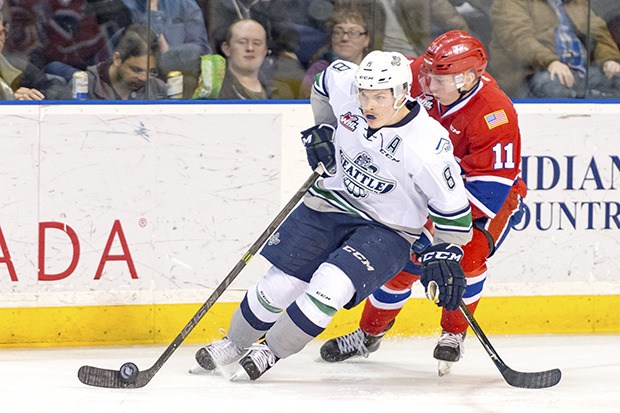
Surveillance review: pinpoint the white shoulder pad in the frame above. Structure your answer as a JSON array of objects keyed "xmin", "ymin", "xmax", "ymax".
[{"xmin": 312, "ymin": 59, "xmax": 358, "ymax": 100}]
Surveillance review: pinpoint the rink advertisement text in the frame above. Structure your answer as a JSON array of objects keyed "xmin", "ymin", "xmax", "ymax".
[
  {"xmin": 517, "ymin": 154, "xmax": 620, "ymax": 231},
  {"xmin": 0, "ymin": 220, "xmax": 137, "ymax": 282}
]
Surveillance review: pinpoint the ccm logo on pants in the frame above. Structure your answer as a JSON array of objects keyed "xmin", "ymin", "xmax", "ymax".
[{"xmin": 342, "ymin": 246, "xmax": 375, "ymax": 271}]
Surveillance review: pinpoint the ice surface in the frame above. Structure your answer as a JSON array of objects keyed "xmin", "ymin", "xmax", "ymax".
[{"xmin": 0, "ymin": 334, "xmax": 617, "ymax": 413}]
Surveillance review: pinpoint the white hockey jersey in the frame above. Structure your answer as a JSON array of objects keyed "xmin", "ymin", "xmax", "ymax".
[{"xmin": 306, "ymin": 59, "xmax": 472, "ymax": 246}]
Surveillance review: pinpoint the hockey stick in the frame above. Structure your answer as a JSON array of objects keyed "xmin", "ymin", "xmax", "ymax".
[
  {"xmin": 78, "ymin": 169, "xmax": 322, "ymax": 388},
  {"xmin": 458, "ymin": 301, "xmax": 561, "ymax": 389},
  {"xmin": 427, "ymin": 282, "xmax": 561, "ymax": 388}
]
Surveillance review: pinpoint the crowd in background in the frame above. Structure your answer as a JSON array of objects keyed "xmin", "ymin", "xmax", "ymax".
[{"xmin": 0, "ymin": 0, "xmax": 618, "ymax": 101}]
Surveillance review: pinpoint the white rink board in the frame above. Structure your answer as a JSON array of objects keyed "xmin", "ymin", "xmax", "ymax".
[
  {"xmin": 492, "ymin": 103, "xmax": 620, "ymax": 296},
  {"xmin": 0, "ymin": 102, "xmax": 618, "ymax": 307}
]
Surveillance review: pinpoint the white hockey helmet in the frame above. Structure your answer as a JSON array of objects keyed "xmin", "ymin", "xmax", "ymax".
[{"xmin": 355, "ymin": 51, "xmax": 412, "ymax": 101}]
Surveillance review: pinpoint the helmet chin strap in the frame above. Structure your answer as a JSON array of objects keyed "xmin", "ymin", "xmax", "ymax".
[
  {"xmin": 391, "ymin": 83, "xmax": 413, "ymax": 110},
  {"xmin": 362, "ymin": 96, "xmax": 406, "ymax": 127},
  {"xmin": 383, "ymin": 107, "xmax": 400, "ymax": 126},
  {"xmin": 361, "ymin": 87, "xmax": 411, "ymax": 126},
  {"xmin": 383, "ymin": 94, "xmax": 410, "ymax": 126}
]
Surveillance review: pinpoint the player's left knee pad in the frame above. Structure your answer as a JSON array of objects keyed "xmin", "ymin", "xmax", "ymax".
[
  {"xmin": 295, "ymin": 262, "xmax": 355, "ymax": 330},
  {"xmin": 246, "ymin": 266, "xmax": 308, "ymax": 324}
]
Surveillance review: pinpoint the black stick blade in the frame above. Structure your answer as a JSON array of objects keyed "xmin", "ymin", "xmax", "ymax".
[
  {"xmin": 78, "ymin": 365, "xmax": 151, "ymax": 389},
  {"xmin": 501, "ymin": 366, "xmax": 562, "ymax": 389}
]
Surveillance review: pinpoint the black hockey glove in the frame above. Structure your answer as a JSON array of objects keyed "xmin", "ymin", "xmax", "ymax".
[
  {"xmin": 301, "ymin": 124, "xmax": 337, "ymax": 176},
  {"xmin": 419, "ymin": 243, "xmax": 466, "ymax": 311}
]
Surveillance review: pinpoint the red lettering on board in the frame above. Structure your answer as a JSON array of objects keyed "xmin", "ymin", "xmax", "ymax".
[
  {"xmin": 38, "ymin": 222, "xmax": 80, "ymax": 281},
  {"xmin": 0, "ymin": 227, "xmax": 18, "ymax": 281},
  {"xmin": 94, "ymin": 220, "xmax": 138, "ymax": 279}
]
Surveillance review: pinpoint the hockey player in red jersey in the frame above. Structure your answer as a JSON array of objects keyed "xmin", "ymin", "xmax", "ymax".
[{"xmin": 320, "ymin": 30, "xmax": 527, "ymax": 376}]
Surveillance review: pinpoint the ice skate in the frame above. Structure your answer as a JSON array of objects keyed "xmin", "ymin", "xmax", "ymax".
[
  {"xmin": 320, "ymin": 321, "xmax": 393, "ymax": 363},
  {"xmin": 231, "ymin": 342, "xmax": 279, "ymax": 381},
  {"xmin": 188, "ymin": 337, "xmax": 244, "ymax": 374},
  {"xmin": 433, "ymin": 330, "xmax": 466, "ymax": 376}
]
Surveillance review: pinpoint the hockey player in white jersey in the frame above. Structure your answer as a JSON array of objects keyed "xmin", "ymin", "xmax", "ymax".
[{"xmin": 190, "ymin": 51, "xmax": 473, "ymax": 381}]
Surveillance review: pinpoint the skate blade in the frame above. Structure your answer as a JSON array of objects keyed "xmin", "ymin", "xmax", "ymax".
[
  {"xmin": 227, "ymin": 365, "xmax": 251, "ymax": 382},
  {"xmin": 188, "ymin": 357, "xmax": 243, "ymax": 377},
  {"xmin": 188, "ymin": 363, "xmax": 212, "ymax": 374},
  {"xmin": 437, "ymin": 360, "xmax": 453, "ymax": 377}
]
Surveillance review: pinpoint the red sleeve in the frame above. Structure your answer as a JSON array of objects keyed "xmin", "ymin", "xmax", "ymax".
[{"xmin": 409, "ymin": 58, "xmax": 423, "ymax": 97}]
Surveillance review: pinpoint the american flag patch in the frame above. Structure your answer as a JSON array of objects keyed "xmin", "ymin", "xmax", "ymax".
[{"xmin": 484, "ymin": 110, "xmax": 509, "ymax": 129}]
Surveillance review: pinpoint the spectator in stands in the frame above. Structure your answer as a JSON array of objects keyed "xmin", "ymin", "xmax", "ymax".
[
  {"xmin": 218, "ymin": 18, "xmax": 291, "ymax": 99},
  {"xmin": 207, "ymin": 0, "xmax": 329, "ymax": 69},
  {"xmin": 489, "ymin": 0, "xmax": 620, "ymax": 98},
  {"xmin": 372, "ymin": 0, "xmax": 470, "ymax": 57},
  {"xmin": 86, "ymin": 0, "xmax": 133, "ymax": 40},
  {"xmin": 123, "ymin": 0, "xmax": 211, "ymax": 54},
  {"xmin": 263, "ymin": 24, "xmax": 306, "ymax": 99},
  {"xmin": 122, "ymin": 0, "xmax": 212, "ymax": 98},
  {"xmin": 0, "ymin": 11, "xmax": 70, "ymax": 100},
  {"xmin": 2, "ymin": 0, "xmax": 47, "ymax": 69},
  {"xmin": 300, "ymin": 7, "xmax": 370, "ymax": 98},
  {"xmin": 591, "ymin": 0, "xmax": 620, "ymax": 50},
  {"xmin": 448, "ymin": 1, "xmax": 493, "ymax": 47},
  {"xmin": 40, "ymin": 0, "xmax": 110, "ymax": 70},
  {"xmin": 86, "ymin": 23, "xmax": 165, "ymax": 99}
]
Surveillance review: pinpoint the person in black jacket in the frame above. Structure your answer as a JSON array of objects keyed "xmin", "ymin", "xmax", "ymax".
[{"xmin": 0, "ymin": 11, "xmax": 70, "ymax": 100}]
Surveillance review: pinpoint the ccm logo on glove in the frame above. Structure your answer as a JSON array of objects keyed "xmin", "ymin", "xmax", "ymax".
[{"xmin": 420, "ymin": 249, "xmax": 463, "ymax": 261}]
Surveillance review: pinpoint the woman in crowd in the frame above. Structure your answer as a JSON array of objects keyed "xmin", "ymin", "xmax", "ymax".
[{"xmin": 300, "ymin": 7, "xmax": 371, "ymax": 98}]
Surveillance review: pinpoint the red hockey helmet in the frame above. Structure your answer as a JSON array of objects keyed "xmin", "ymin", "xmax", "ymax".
[{"xmin": 421, "ymin": 30, "xmax": 488, "ymax": 77}]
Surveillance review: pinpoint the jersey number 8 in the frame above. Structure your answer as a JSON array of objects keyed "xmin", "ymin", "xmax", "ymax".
[{"xmin": 443, "ymin": 166, "xmax": 456, "ymax": 189}]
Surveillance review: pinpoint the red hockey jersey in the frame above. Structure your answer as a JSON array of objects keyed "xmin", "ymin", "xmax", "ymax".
[{"xmin": 409, "ymin": 58, "xmax": 525, "ymax": 221}]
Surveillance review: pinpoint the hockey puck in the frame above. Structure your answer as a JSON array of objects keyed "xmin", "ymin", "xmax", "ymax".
[{"xmin": 119, "ymin": 362, "xmax": 139, "ymax": 384}]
